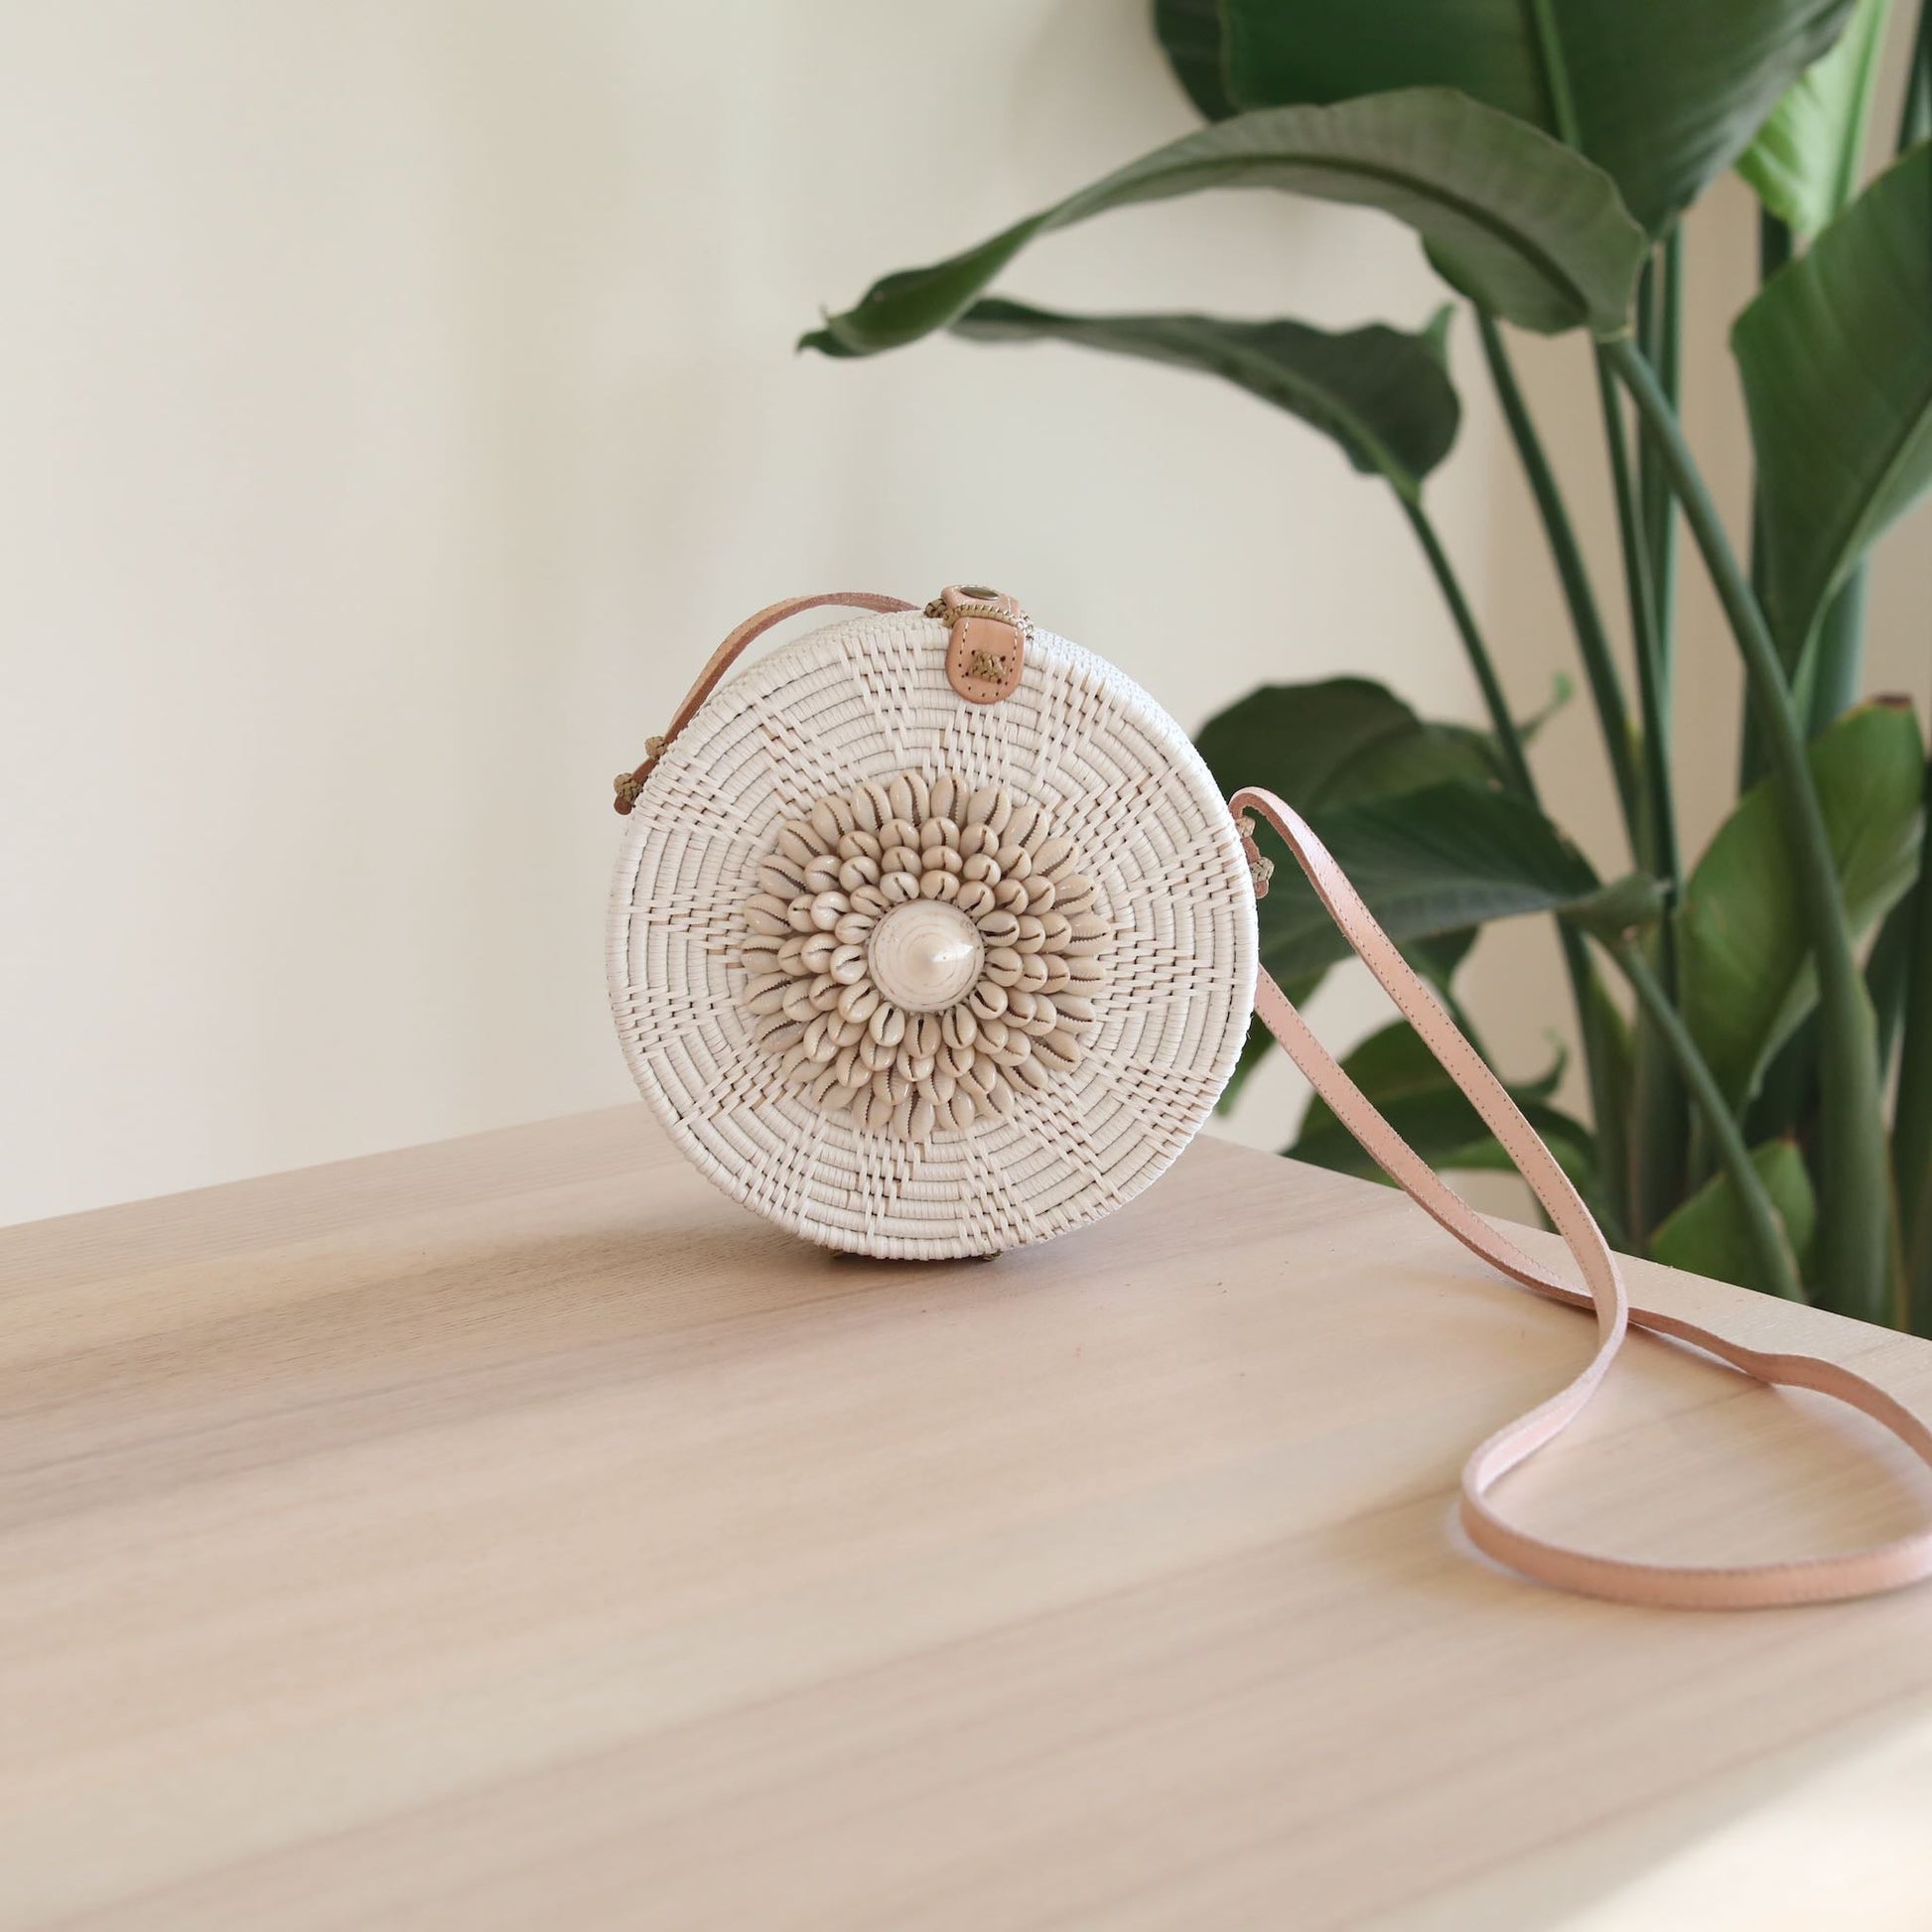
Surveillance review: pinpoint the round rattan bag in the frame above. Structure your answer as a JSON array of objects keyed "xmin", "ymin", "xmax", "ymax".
[{"xmin": 609, "ymin": 587, "xmax": 1258, "ymax": 1259}]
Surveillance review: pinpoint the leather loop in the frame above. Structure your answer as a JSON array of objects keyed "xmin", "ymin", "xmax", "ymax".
[
  {"xmin": 614, "ymin": 591, "xmax": 919, "ymax": 812},
  {"xmin": 1234, "ymin": 785, "xmax": 1932, "ymax": 1608}
]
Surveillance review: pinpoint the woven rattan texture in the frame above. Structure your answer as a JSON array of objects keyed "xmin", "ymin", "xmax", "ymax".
[{"xmin": 610, "ymin": 612, "xmax": 1257, "ymax": 1257}]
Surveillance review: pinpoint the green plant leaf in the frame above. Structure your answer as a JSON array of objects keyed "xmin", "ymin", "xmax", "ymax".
[
  {"xmin": 1868, "ymin": 877, "xmax": 1918, "ymax": 1076},
  {"xmin": 1734, "ymin": 144, "xmax": 1932, "ymax": 658},
  {"xmin": 950, "ymin": 299, "xmax": 1459, "ymax": 501},
  {"xmin": 1584, "ymin": 957, "xmax": 1634, "ymax": 1167},
  {"xmin": 1217, "ymin": 928, "xmax": 1475, "ymax": 1116},
  {"xmin": 1256, "ymin": 781, "xmax": 1599, "ymax": 986},
  {"xmin": 1410, "ymin": 928, "xmax": 1478, "ymax": 989},
  {"xmin": 800, "ymin": 90, "xmax": 1646, "ymax": 350},
  {"xmin": 1201, "ymin": 678, "xmax": 1544, "ymax": 988},
  {"xmin": 1218, "ymin": 927, "xmax": 1482, "ymax": 1115},
  {"xmin": 1153, "ymin": 0, "xmax": 1237, "ymax": 120},
  {"xmin": 1739, "ymin": 840, "xmax": 1913, "ymax": 1145},
  {"xmin": 1288, "ymin": 1019, "xmax": 1596, "ymax": 1191},
  {"xmin": 1189, "ymin": 0, "xmax": 1856, "ymax": 235},
  {"xmin": 1200, "ymin": 677, "xmax": 1492, "ymax": 1110},
  {"xmin": 1195, "ymin": 677, "xmax": 1498, "ymax": 810},
  {"xmin": 1515, "ymin": 671, "xmax": 1576, "ymax": 745},
  {"xmin": 1737, "ymin": 0, "xmax": 1890, "ymax": 236},
  {"xmin": 1651, "ymin": 1139, "xmax": 1817, "ymax": 1291},
  {"xmin": 1678, "ymin": 700, "xmax": 1924, "ymax": 1110}
]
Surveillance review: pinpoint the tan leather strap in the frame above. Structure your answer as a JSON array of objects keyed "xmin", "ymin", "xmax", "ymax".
[
  {"xmin": 1234, "ymin": 785, "xmax": 1932, "ymax": 1608},
  {"xmin": 614, "ymin": 592, "xmax": 918, "ymax": 812}
]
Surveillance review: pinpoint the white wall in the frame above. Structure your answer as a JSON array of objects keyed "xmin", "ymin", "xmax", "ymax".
[{"xmin": 3, "ymin": 0, "xmax": 1926, "ymax": 1225}]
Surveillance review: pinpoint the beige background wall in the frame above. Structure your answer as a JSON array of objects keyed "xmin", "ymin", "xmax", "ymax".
[{"xmin": 3, "ymin": 0, "xmax": 1926, "ymax": 1225}]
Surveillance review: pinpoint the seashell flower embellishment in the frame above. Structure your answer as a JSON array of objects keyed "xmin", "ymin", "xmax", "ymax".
[{"xmin": 740, "ymin": 771, "xmax": 1110, "ymax": 1140}]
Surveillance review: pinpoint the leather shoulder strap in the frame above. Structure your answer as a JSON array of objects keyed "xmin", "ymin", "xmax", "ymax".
[
  {"xmin": 614, "ymin": 591, "xmax": 919, "ymax": 813},
  {"xmin": 1234, "ymin": 785, "xmax": 1932, "ymax": 1609}
]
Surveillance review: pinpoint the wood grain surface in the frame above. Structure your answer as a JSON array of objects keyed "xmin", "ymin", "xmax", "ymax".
[{"xmin": 6, "ymin": 1106, "xmax": 1932, "ymax": 1929}]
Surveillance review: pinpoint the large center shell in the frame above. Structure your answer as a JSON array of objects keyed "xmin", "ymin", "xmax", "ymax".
[{"xmin": 866, "ymin": 899, "xmax": 984, "ymax": 1014}]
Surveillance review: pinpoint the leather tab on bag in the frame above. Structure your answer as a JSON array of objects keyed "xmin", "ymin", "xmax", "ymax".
[{"xmin": 933, "ymin": 585, "xmax": 1028, "ymax": 705}]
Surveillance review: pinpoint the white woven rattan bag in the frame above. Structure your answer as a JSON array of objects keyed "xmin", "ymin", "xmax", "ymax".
[
  {"xmin": 611, "ymin": 586, "xmax": 1254, "ymax": 1261},
  {"xmin": 608, "ymin": 583, "xmax": 1932, "ymax": 1612}
]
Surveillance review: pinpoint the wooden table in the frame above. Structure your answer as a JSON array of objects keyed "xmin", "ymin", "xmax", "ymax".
[{"xmin": 7, "ymin": 1108, "xmax": 1932, "ymax": 1929}]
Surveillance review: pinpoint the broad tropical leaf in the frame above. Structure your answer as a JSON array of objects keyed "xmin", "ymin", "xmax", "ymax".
[
  {"xmin": 1737, "ymin": 0, "xmax": 1891, "ymax": 236},
  {"xmin": 1199, "ymin": 677, "xmax": 1492, "ymax": 1111},
  {"xmin": 952, "ymin": 299, "xmax": 1459, "ymax": 501},
  {"xmin": 1153, "ymin": 0, "xmax": 1236, "ymax": 120},
  {"xmin": 1744, "ymin": 862, "xmax": 1920, "ymax": 1141},
  {"xmin": 1410, "ymin": 928, "xmax": 1479, "ymax": 987},
  {"xmin": 1867, "ymin": 879, "xmax": 1919, "ymax": 1073},
  {"xmin": 1254, "ymin": 781, "xmax": 1599, "ymax": 986},
  {"xmin": 1194, "ymin": 678, "xmax": 1498, "ymax": 810},
  {"xmin": 801, "ymin": 91, "xmax": 1646, "ymax": 350},
  {"xmin": 1288, "ymin": 1019, "xmax": 1595, "ymax": 1191},
  {"xmin": 1512, "ymin": 671, "xmax": 1575, "ymax": 747},
  {"xmin": 1734, "ymin": 144, "xmax": 1932, "ymax": 656},
  {"xmin": 1678, "ymin": 701, "xmax": 1923, "ymax": 1109},
  {"xmin": 1216, "ymin": 933, "xmax": 1476, "ymax": 1117},
  {"xmin": 1651, "ymin": 1140, "xmax": 1816, "ymax": 1293},
  {"xmin": 1162, "ymin": 0, "xmax": 1856, "ymax": 235}
]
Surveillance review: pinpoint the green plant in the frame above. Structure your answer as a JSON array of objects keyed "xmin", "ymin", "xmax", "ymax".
[{"xmin": 800, "ymin": 1, "xmax": 1932, "ymax": 1327}]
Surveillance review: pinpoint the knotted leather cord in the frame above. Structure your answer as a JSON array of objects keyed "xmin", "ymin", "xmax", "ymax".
[{"xmin": 623, "ymin": 595, "xmax": 1932, "ymax": 1606}]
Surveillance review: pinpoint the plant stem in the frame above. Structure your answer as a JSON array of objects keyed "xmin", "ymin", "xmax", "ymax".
[
  {"xmin": 1475, "ymin": 314, "xmax": 1642, "ymax": 852},
  {"xmin": 1618, "ymin": 243, "xmax": 1690, "ymax": 1245},
  {"xmin": 1593, "ymin": 358, "xmax": 1678, "ymax": 888},
  {"xmin": 1893, "ymin": 758, "xmax": 1932, "ymax": 1331},
  {"xmin": 1636, "ymin": 251, "xmax": 1658, "ymax": 365},
  {"xmin": 1593, "ymin": 353, "xmax": 1688, "ymax": 1241},
  {"xmin": 1625, "ymin": 943, "xmax": 1692, "ymax": 1243},
  {"xmin": 1739, "ymin": 218, "xmax": 1796, "ymax": 792},
  {"xmin": 1400, "ymin": 498, "xmax": 1535, "ymax": 797},
  {"xmin": 1399, "ymin": 493, "xmax": 1625, "ymax": 1223},
  {"xmin": 1572, "ymin": 953, "xmax": 1631, "ymax": 1240},
  {"xmin": 1639, "ymin": 229, "xmax": 1682, "ymax": 690},
  {"xmin": 1559, "ymin": 928, "xmax": 1629, "ymax": 1242},
  {"xmin": 1604, "ymin": 937, "xmax": 1807, "ymax": 1301},
  {"xmin": 1607, "ymin": 337, "xmax": 1892, "ymax": 1323},
  {"xmin": 1527, "ymin": 0, "xmax": 1582, "ymax": 141}
]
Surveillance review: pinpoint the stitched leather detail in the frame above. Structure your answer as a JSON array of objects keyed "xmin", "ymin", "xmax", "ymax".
[
  {"xmin": 945, "ymin": 615, "xmax": 1024, "ymax": 703},
  {"xmin": 935, "ymin": 586, "xmax": 1027, "ymax": 705}
]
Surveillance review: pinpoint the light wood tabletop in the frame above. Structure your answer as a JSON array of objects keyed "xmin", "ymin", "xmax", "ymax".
[{"xmin": 7, "ymin": 1107, "xmax": 1932, "ymax": 1929}]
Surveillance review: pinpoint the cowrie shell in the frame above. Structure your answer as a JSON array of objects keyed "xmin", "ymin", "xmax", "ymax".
[{"xmin": 739, "ymin": 767, "xmax": 1111, "ymax": 1139}]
